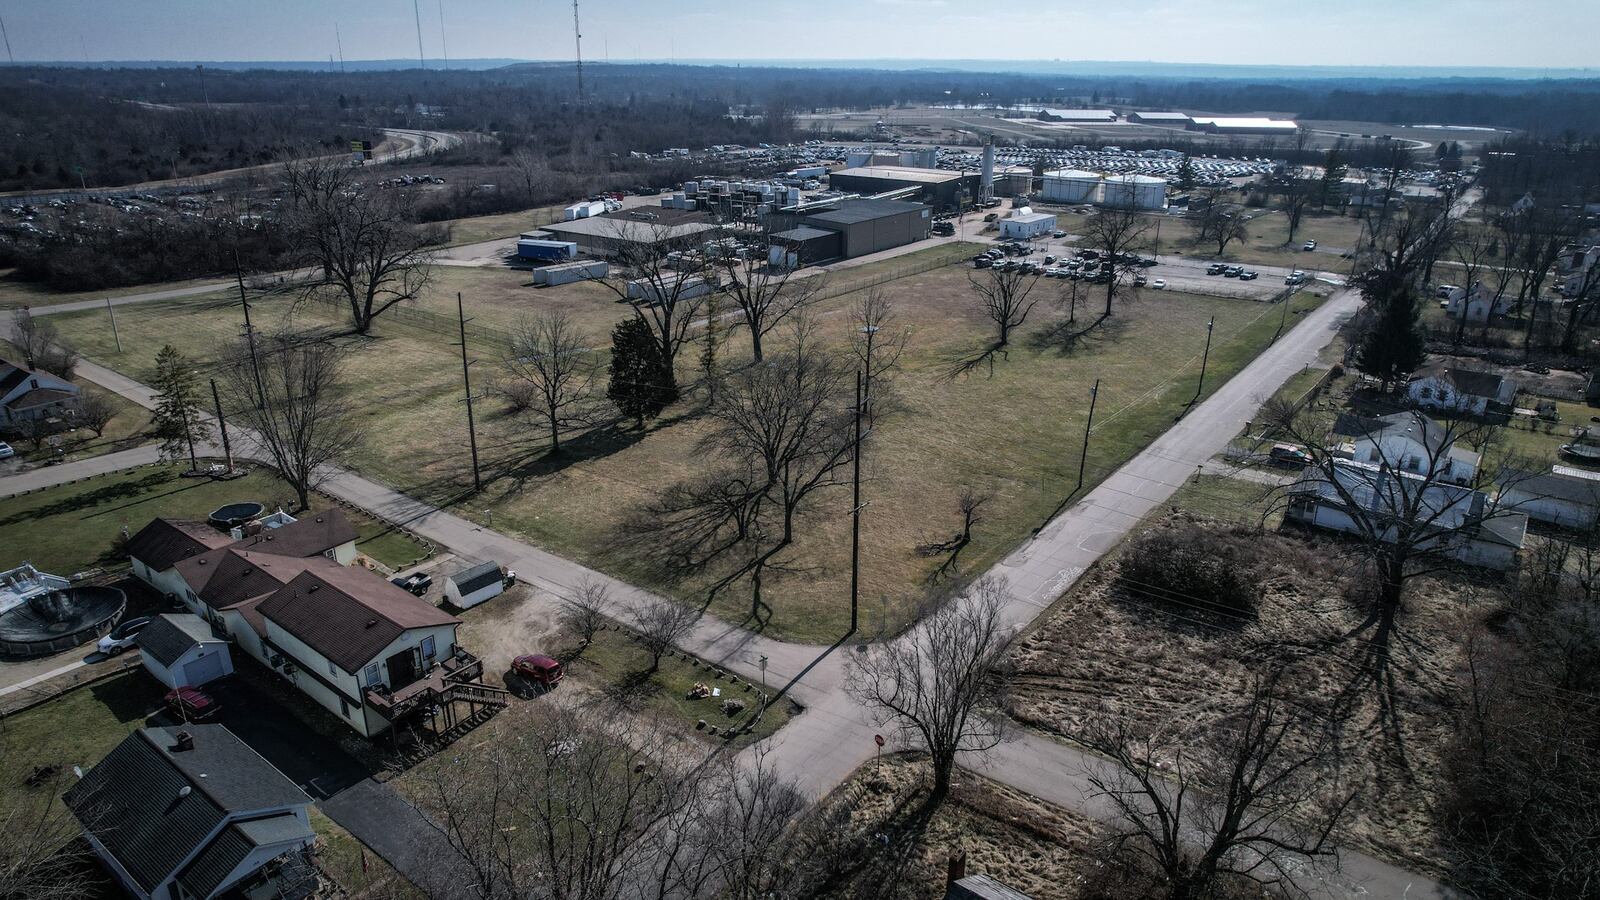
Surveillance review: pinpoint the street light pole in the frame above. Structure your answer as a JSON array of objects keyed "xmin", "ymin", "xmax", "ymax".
[
  {"xmin": 849, "ymin": 369, "xmax": 864, "ymax": 635},
  {"xmin": 1193, "ymin": 316, "xmax": 1216, "ymax": 405},
  {"xmin": 1077, "ymin": 378, "xmax": 1099, "ymax": 493}
]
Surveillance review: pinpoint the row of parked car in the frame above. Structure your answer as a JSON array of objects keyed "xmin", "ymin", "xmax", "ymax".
[{"xmin": 1206, "ymin": 263, "xmax": 1260, "ymax": 281}]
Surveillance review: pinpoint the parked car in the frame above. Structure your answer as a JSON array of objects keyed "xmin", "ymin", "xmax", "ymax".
[
  {"xmin": 1043, "ymin": 255, "xmax": 1056, "ymax": 265},
  {"xmin": 0, "ymin": 442, "xmax": 13, "ymax": 460},
  {"xmin": 1151, "ymin": 279, "xmax": 1168, "ymax": 290},
  {"xmin": 390, "ymin": 573, "xmax": 432, "ymax": 596},
  {"xmin": 1239, "ymin": 270, "xmax": 1259, "ymax": 281},
  {"xmin": 1302, "ymin": 240, "xmax": 1317, "ymax": 251},
  {"xmin": 512, "ymin": 654, "xmax": 565, "ymax": 687},
  {"xmin": 165, "ymin": 686, "xmax": 221, "ymax": 721},
  {"xmin": 1269, "ymin": 444, "xmax": 1312, "ymax": 465},
  {"xmin": 983, "ymin": 213, "xmax": 999, "ymax": 222},
  {"xmin": 1206, "ymin": 263, "xmax": 1227, "ymax": 275},
  {"xmin": 97, "ymin": 616, "xmax": 153, "ymax": 655},
  {"xmin": 1052, "ymin": 231, "xmax": 1067, "ymax": 239},
  {"xmin": 1134, "ymin": 274, "xmax": 1148, "ymax": 287},
  {"xmin": 973, "ymin": 257, "xmax": 992, "ymax": 269}
]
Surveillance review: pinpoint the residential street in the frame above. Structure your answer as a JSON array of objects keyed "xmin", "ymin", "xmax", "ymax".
[{"xmin": 20, "ymin": 283, "xmax": 1448, "ymax": 898}]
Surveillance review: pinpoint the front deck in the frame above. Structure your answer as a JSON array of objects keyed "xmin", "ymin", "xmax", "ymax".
[{"xmin": 363, "ymin": 649, "xmax": 507, "ymax": 728}]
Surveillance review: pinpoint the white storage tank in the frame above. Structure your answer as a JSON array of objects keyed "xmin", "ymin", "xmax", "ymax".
[
  {"xmin": 1101, "ymin": 174, "xmax": 1167, "ymax": 210},
  {"xmin": 1041, "ymin": 169, "xmax": 1103, "ymax": 204}
]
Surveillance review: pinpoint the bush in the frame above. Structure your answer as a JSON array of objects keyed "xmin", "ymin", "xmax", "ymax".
[{"xmin": 1118, "ymin": 523, "xmax": 1264, "ymax": 618}]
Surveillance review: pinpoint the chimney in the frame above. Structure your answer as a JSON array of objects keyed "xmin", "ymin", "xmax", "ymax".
[
  {"xmin": 173, "ymin": 730, "xmax": 195, "ymax": 752},
  {"xmin": 945, "ymin": 851, "xmax": 967, "ymax": 888}
]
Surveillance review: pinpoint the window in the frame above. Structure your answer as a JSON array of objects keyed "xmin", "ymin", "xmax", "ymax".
[
  {"xmin": 364, "ymin": 663, "xmax": 382, "ymax": 686},
  {"xmin": 421, "ymin": 635, "xmax": 436, "ymax": 660},
  {"xmin": 339, "ymin": 697, "xmax": 351, "ymax": 718},
  {"xmin": 328, "ymin": 658, "xmax": 338, "ymax": 677}
]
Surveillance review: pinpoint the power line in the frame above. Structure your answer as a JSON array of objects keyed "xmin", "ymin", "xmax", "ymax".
[
  {"xmin": 412, "ymin": 0, "xmax": 426, "ymax": 69},
  {"xmin": 436, "ymin": 0, "xmax": 449, "ymax": 70},
  {"xmin": 0, "ymin": 11, "xmax": 14, "ymax": 64}
]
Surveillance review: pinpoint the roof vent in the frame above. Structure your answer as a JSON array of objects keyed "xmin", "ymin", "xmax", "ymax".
[
  {"xmin": 173, "ymin": 730, "xmax": 194, "ymax": 753},
  {"xmin": 364, "ymin": 618, "xmax": 378, "ymax": 629},
  {"xmin": 306, "ymin": 584, "xmax": 320, "ymax": 594}
]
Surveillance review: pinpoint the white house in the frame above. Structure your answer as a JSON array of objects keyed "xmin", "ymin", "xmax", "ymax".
[
  {"xmin": 999, "ymin": 211, "xmax": 1057, "ymax": 240},
  {"xmin": 1445, "ymin": 282, "xmax": 1512, "ymax": 322},
  {"xmin": 0, "ymin": 356, "xmax": 80, "ymax": 426},
  {"xmin": 63, "ymin": 725, "xmax": 316, "ymax": 900},
  {"xmin": 1335, "ymin": 411, "xmax": 1479, "ymax": 485},
  {"xmin": 444, "ymin": 561, "xmax": 506, "ymax": 609},
  {"xmin": 1407, "ymin": 361, "xmax": 1516, "ymax": 417},
  {"xmin": 1499, "ymin": 470, "xmax": 1600, "ymax": 530},
  {"xmin": 136, "ymin": 613, "xmax": 233, "ymax": 689},
  {"xmin": 126, "ymin": 519, "xmax": 238, "ymax": 603},
  {"xmin": 1287, "ymin": 459, "xmax": 1527, "ymax": 571}
]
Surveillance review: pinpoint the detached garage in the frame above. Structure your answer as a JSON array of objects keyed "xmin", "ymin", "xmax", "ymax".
[
  {"xmin": 137, "ymin": 613, "xmax": 233, "ymax": 688},
  {"xmin": 445, "ymin": 561, "xmax": 506, "ymax": 610}
]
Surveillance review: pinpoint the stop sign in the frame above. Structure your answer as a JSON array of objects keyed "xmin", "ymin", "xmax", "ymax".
[{"xmin": 874, "ymin": 734, "xmax": 885, "ymax": 748}]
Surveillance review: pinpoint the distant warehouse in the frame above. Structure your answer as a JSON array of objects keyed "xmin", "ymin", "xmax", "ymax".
[
  {"xmin": 1033, "ymin": 108, "xmax": 1117, "ymax": 122},
  {"xmin": 1187, "ymin": 117, "xmax": 1299, "ymax": 135},
  {"xmin": 1127, "ymin": 111, "xmax": 1194, "ymax": 126},
  {"xmin": 540, "ymin": 208, "xmax": 719, "ymax": 259},
  {"xmin": 826, "ymin": 166, "xmax": 978, "ymax": 211}
]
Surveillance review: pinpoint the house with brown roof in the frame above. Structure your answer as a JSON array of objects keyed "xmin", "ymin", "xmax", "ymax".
[
  {"xmin": 128, "ymin": 508, "xmax": 501, "ymax": 736},
  {"xmin": 0, "ymin": 356, "xmax": 80, "ymax": 426}
]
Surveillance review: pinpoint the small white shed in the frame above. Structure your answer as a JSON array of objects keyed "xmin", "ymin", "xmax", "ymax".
[
  {"xmin": 444, "ymin": 561, "xmax": 506, "ymax": 609},
  {"xmin": 137, "ymin": 613, "xmax": 233, "ymax": 689},
  {"xmin": 999, "ymin": 212, "xmax": 1057, "ymax": 239}
]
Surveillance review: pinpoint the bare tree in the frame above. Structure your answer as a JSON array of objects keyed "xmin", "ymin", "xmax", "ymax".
[
  {"xmin": 1448, "ymin": 226, "xmax": 1499, "ymax": 345},
  {"xmin": 0, "ymin": 748, "xmax": 97, "ymax": 900},
  {"xmin": 75, "ymin": 391, "xmax": 116, "ymax": 438},
  {"xmin": 969, "ymin": 265, "xmax": 1043, "ymax": 347},
  {"xmin": 8, "ymin": 309, "xmax": 76, "ymax": 379},
  {"xmin": 1189, "ymin": 190, "xmax": 1251, "ymax": 257},
  {"xmin": 1081, "ymin": 672, "xmax": 1354, "ymax": 900},
  {"xmin": 916, "ymin": 485, "xmax": 994, "ymax": 582},
  {"xmin": 504, "ymin": 311, "xmax": 598, "ymax": 455},
  {"xmin": 632, "ymin": 599, "xmax": 700, "ymax": 674},
  {"xmin": 1082, "ymin": 206, "xmax": 1152, "ymax": 317},
  {"xmin": 848, "ymin": 576, "xmax": 1015, "ymax": 804},
  {"xmin": 280, "ymin": 155, "xmax": 434, "ymax": 335},
  {"xmin": 1281, "ymin": 167, "xmax": 1318, "ymax": 244},
  {"xmin": 222, "ymin": 331, "xmax": 361, "ymax": 510},
  {"xmin": 849, "ymin": 287, "xmax": 906, "ymax": 426},
  {"xmin": 630, "ymin": 333, "xmax": 854, "ymax": 624},
  {"xmin": 591, "ymin": 220, "xmax": 720, "ymax": 375},
  {"xmin": 559, "ymin": 577, "xmax": 610, "ymax": 652},
  {"xmin": 719, "ymin": 236, "xmax": 825, "ymax": 361}
]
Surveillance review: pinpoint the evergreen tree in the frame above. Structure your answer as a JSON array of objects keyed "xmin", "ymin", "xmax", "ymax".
[
  {"xmin": 1317, "ymin": 149, "xmax": 1347, "ymax": 211},
  {"xmin": 150, "ymin": 344, "xmax": 211, "ymax": 465},
  {"xmin": 699, "ymin": 292, "xmax": 723, "ymax": 404},
  {"xmin": 1175, "ymin": 154, "xmax": 1196, "ymax": 191},
  {"xmin": 1352, "ymin": 272, "xmax": 1427, "ymax": 391},
  {"xmin": 607, "ymin": 317, "xmax": 676, "ymax": 427}
]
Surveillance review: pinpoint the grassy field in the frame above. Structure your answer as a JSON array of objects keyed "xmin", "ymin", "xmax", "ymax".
[
  {"xmin": 437, "ymin": 205, "xmax": 567, "ymax": 247},
  {"xmin": 0, "ymin": 269, "xmax": 232, "ymax": 311},
  {"xmin": 1163, "ymin": 208, "xmax": 1366, "ymax": 271},
  {"xmin": 46, "ymin": 245, "xmax": 1324, "ymax": 640},
  {"xmin": 0, "ymin": 464, "xmax": 427, "ymax": 574}
]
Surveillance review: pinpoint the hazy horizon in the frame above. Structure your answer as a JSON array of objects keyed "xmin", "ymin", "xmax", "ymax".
[{"xmin": 0, "ymin": 0, "xmax": 1594, "ymax": 71}]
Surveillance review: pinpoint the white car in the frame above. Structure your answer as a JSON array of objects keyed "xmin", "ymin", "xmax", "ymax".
[
  {"xmin": 0, "ymin": 442, "xmax": 13, "ymax": 459},
  {"xmin": 96, "ymin": 616, "xmax": 153, "ymax": 656},
  {"xmin": 1151, "ymin": 279, "xmax": 1167, "ymax": 290}
]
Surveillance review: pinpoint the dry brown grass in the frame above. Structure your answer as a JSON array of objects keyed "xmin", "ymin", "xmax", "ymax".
[{"xmin": 1007, "ymin": 516, "xmax": 1499, "ymax": 874}]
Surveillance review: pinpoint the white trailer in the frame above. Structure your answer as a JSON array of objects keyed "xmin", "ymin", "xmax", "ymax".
[
  {"xmin": 532, "ymin": 260, "xmax": 610, "ymax": 286},
  {"xmin": 627, "ymin": 276, "xmax": 718, "ymax": 303},
  {"xmin": 563, "ymin": 200, "xmax": 608, "ymax": 221}
]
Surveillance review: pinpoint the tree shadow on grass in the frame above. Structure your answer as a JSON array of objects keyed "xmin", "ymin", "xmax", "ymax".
[
  {"xmin": 0, "ymin": 470, "xmax": 179, "ymax": 529},
  {"xmin": 1027, "ymin": 311, "xmax": 1129, "ymax": 356},
  {"xmin": 939, "ymin": 342, "xmax": 1010, "ymax": 382},
  {"xmin": 805, "ymin": 770, "xmax": 942, "ymax": 900}
]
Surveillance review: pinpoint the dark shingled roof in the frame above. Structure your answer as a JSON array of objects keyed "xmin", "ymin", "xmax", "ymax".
[
  {"xmin": 126, "ymin": 519, "xmax": 234, "ymax": 573},
  {"xmin": 256, "ymin": 567, "xmax": 459, "ymax": 673},
  {"xmin": 137, "ymin": 613, "xmax": 217, "ymax": 668},
  {"xmin": 1334, "ymin": 411, "xmax": 1452, "ymax": 455},
  {"xmin": 4, "ymin": 387, "xmax": 77, "ymax": 411},
  {"xmin": 227, "ymin": 509, "xmax": 358, "ymax": 559},
  {"xmin": 1412, "ymin": 361, "xmax": 1507, "ymax": 399},
  {"xmin": 62, "ymin": 726, "xmax": 308, "ymax": 894},
  {"xmin": 174, "ymin": 549, "xmax": 328, "ymax": 610},
  {"xmin": 0, "ymin": 359, "xmax": 31, "ymax": 395},
  {"xmin": 1506, "ymin": 470, "xmax": 1600, "ymax": 506},
  {"xmin": 176, "ymin": 813, "xmax": 312, "ymax": 899},
  {"xmin": 449, "ymin": 561, "xmax": 503, "ymax": 596}
]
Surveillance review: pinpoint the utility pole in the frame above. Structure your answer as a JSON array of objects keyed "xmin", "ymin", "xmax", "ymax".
[
  {"xmin": 105, "ymin": 299, "xmax": 122, "ymax": 353},
  {"xmin": 0, "ymin": 11, "xmax": 14, "ymax": 64},
  {"xmin": 437, "ymin": 0, "xmax": 449, "ymax": 69},
  {"xmin": 210, "ymin": 379, "xmax": 234, "ymax": 473},
  {"xmin": 456, "ymin": 293, "xmax": 482, "ymax": 493},
  {"xmin": 233, "ymin": 252, "xmax": 266, "ymax": 408},
  {"xmin": 849, "ymin": 370, "xmax": 864, "ymax": 635},
  {"xmin": 1192, "ymin": 316, "xmax": 1216, "ymax": 405},
  {"xmin": 1076, "ymin": 378, "xmax": 1100, "ymax": 493},
  {"xmin": 334, "ymin": 23, "xmax": 346, "ymax": 73},
  {"xmin": 572, "ymin": 0, "xmax": 584, "ymax": 102},
  {"xmin": 412, "ymin": 0, "xmax": 427, "ymax": 69}
]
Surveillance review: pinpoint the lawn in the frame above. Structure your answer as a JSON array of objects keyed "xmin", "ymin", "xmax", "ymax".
[
  {"xmin": 46, "ymin": 245, "xmax": 1325, "ymax": 641},
  {"xmin": 0, "ymin": 269, "xmax": 232, "ymax": 311},
  {"xmin": 0, "ymin": 464, "xmax": 428, "ymax": 574},
  {"xmin": 309, "ymin": 808, "xmax": 425, "ymax": 898},
  {"xmin": 1161, "ymin": 208, "xmax": 1368, "ymax": 271},
  {"xmin": 437, "ymin": 204, "xmax": 568, "ymax": 247},
  {"xmin": 0, "ymin": 670, "xmax": 163, "ymax": 823}
]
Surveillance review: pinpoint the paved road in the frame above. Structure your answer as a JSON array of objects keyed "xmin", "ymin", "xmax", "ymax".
[
  {"xmin": 49, "ymin": 285, "xmax": 1444, "ymax": 897},
  {"xmin": 0, "ymin": 444, "xmax": 164, "ymax": 498}
]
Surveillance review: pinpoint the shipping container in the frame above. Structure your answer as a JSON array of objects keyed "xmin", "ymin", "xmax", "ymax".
[
  {"xmin": 532, "ymin": 260, "xmax": 609, "ymax": 286},
  {"xmin": 516, "ymin": 239, "xmax": 579, "ymax": 262}
]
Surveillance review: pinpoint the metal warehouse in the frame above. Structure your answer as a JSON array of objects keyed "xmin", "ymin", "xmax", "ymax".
[
  {"xmin": 770, "ymin": 197, "xmax": 932, "ymax": 261},
  {"xmin": 1187, "ymin": 117, "xmax": 1299, "ymax": 135},
  {"xmin": 1127, "ymin": 111, "xmax": 1194, "ymax": 126},
  {"xmin": 825, "ymin": 166, "xmax": 977, "ymax": 211},
  {"xmin": 541, "ymin": 208, "xmax": 719, "ymax": 258},
  {"xmin": 1035, "ymin": 108, "xmax": 1118, "ymax": 122}
]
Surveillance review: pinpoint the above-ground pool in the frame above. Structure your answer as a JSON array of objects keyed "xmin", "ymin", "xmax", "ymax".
[
  {"xmin": 0, "ymin": 585, "xmax": 127, "ymax": 658},
  {"xmin": 208, "ymin": 501, "xmax": 265, "ymax": 530}
]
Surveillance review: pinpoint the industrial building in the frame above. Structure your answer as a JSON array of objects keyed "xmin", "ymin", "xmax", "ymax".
[
  {"xmin": 660, "ymin": 179, "xmax": 803, "ymax": 221},
  {"xmin": 768, "ymin": 197, "xmax": 932, "ymax": 265},
  {"xmin": 1039, "ymin": 170, "xmax": 1166, "ymax": 210},
  {"xmin": 1034, "ymin": 108, "xmax": 1117, "ymax": 122},
  {"xmin": 825, "ymin": 166, "xmax": 977, "ymax": 211},
  {"xmin": 1187, "ymin": 117, "xmax": 1299, "ymax": 135},
  {"xmin": 999, "ymin": 210, "xmax": 1057, "ymax": 240},
  {"xmin": 1127, "ymin": 111, "xmax": 1194, "ymax": 126},
  {"xmin": 540, "ymin": 208, "xmax": 720, "ymax": 259},
  {"xmin": 845, "ymin": 147, "xmax": 939, "ymax": 169}
]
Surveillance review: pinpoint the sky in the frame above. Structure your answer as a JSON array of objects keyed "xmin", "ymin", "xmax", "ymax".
[{"xmin": 0, "ymin": 0, "xmax": 1594, "ymax": 71}]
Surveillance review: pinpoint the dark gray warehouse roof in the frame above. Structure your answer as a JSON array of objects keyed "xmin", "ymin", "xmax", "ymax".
[
  {"xmin": 771, "ymin": 226, "xmax": 837, "ymax": 242},
  {"xmin": 802, "ymin": 198, "xmax": 928, "ymax": 226}
]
